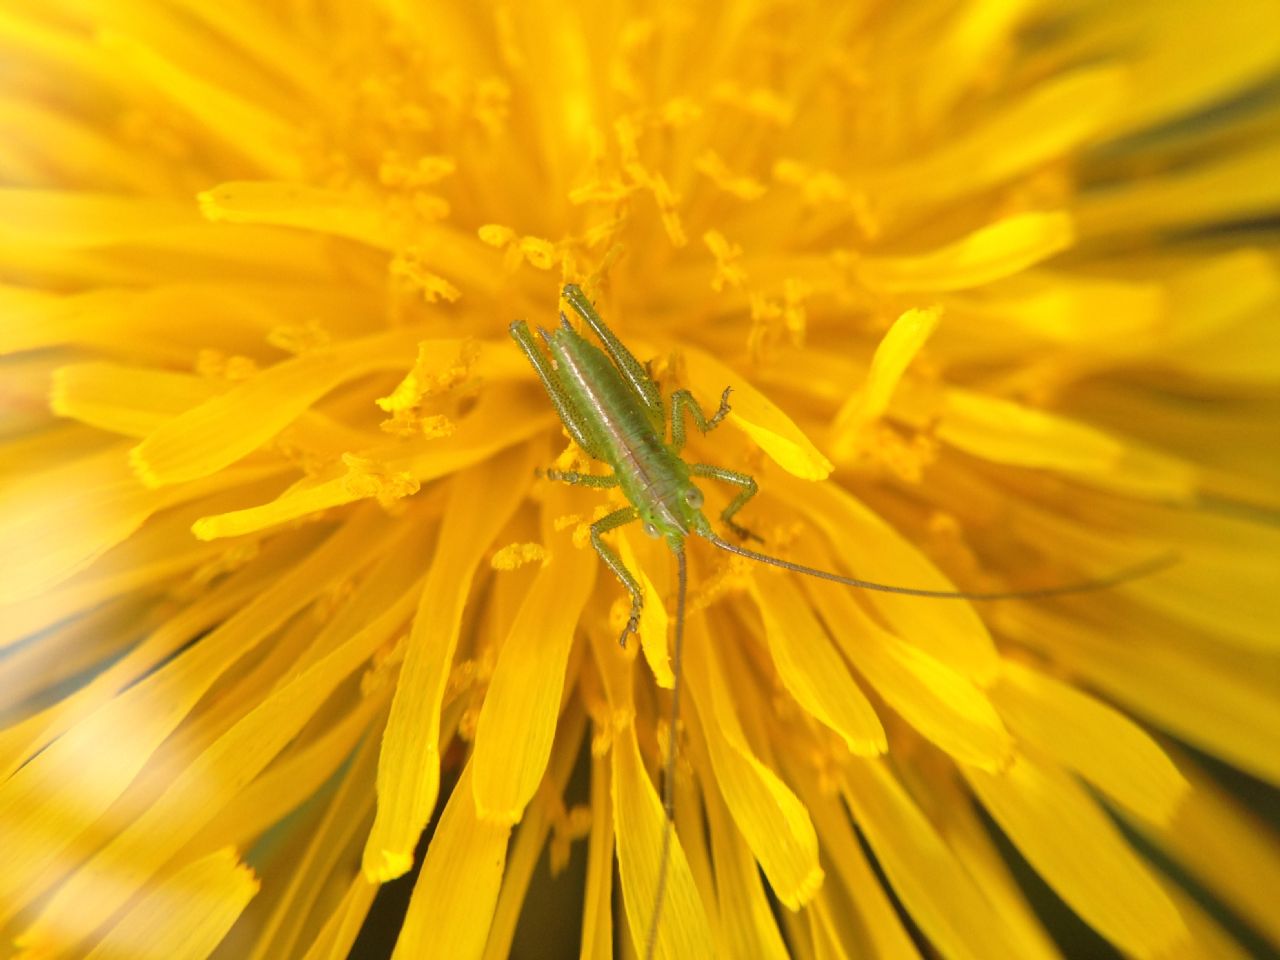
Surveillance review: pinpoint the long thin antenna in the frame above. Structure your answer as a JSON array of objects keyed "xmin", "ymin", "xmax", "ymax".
[
  {"xmin": 707, "ymin": 536, "xmax": 1177, "ymax": 601},
  {"xmin": 645, "ymin": 546, "xmax": 686, "ymax": 960}
]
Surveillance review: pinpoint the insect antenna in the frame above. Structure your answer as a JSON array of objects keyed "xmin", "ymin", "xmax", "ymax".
[
  {"xmin": 645, "ymin": 545, "xmax": 686, "ymax": 960},
  {"xmin": 706, "ymin": 535, "xmax": 1177, "ymax": 601}
]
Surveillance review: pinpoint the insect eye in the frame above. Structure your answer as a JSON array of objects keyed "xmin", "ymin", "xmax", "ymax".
[
  {"xmin": 643, "ymin": 522, "xmax": 660, "ymax": 539},
  {"xmin": 685, "ymin": 488, "xmax": 704, "ymax": 509}
]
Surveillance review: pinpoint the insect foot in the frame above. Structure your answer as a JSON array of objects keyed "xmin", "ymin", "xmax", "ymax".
[{"xmin": 618, "ymin": 603, "xmax": 641, "ymax": 648}]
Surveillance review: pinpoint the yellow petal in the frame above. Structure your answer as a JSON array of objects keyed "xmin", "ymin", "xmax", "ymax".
[
  {"xmin": 81, "ymin": 848, "xmax": 258, "ymax": 960},
  {"xmin": 391, "ymin": 765, "xmax": 511, "ymax": 960},
  {"xmin": 1133, "ymin": 756, "xmax": 1280, "ymax": 953},
  {"xmin": 703, "ymin": 774, "xmax": 790, "ymax": 960},
  {"xmin": 830, "ymin": 305, "xmax": 940, "ymax": 458},
  {"xmin": 748, "ymin": 573, "xmax": 886, "ymax": 756},
  {"xmin": 299, "ymin": 876, "xmax": 379, "ymax": 960},
  {"xmin": 17, "ymin": 553, "xmax": 415, "ymax": 952},
  {"xmin": 52, "ymin": 362, "xmax": 218, "ymax": 437},
  {"xmin": 618, "ymin": 527, "xmax": 672, "ymax": 688},
  {"xmin": 1000, "ymin": 603, "xmax": 1280, "ymax": 787},
  {"xmin": 844, "ymin": 759, "xmax": 1028, "ymax": 960},
  {"xmin": 778, "ymin": 474, "xmax": 998, "ymax": 682},
  {"xmin": 481, "ymin": 703, "xmax": 588, "ymax": 960},
  {"xmin": 686, "ymin": 614, "xmax": 824, "ymax": 908},
  {"xmin": 199, "ymin": 181, "xmax": 394, "ymax": 249},
  {"xmin": 98, "ymin": 31, "xmax": 302, "ymax": 179},
  {"xmin": 613, "ymin": 722, "xmax": 715, "ymax": 960},
  {"xmin": 965, "ymin": 752, "xmax": 1188, "ymax": 958},
  {"xmin": 472, "ymin": 490, "xmax": 597, "ymax": 823},
  {"xmin": 130, "ymin": 327, "xmax": 429, "ymax": 487},
  {"xmin": 0, "ymin": 189, "xmax": 196, "ymax": 248},
  {"xmin": 579, "ymin": 747, "xmax": 615, "ymax": 960},
  {"xmin": 791, "ymin": 765, "xmax": 922, "ymax": 960},
  {"xmin": 365, "ymin": 446, "xmax": 536, "ymax": 879},
  {"xmin": 802, "ymin": 568, "xmax": 1013, "ymax": 771},
  {"xmin": 931, "ymin": 781, "xmax": 1064, "ymax": 960},
  {"xmin": 192, "ymin": 385, "xmax": 549, "ymax": 540},
  {"xmin": 0, "ymin": 510, "xmax": 390, "ymax": 923},
  {"xmin": 684, "ymin": 346, "xmax": 833, "ymax": 480},
  {"xmin": 993, "ymin": 659, "xmax": 1188, "ymax": 824},
  {"xmin": 857, "ymin": 212, "xmax": 1074, "ymax": 293},
  {"xmin": 936, "ymin": 388, "xmax": 1197, "ymax": 500},
  {"xmin": 868, "ymin": 68, "xmax": 1126, "ymax": 203}
]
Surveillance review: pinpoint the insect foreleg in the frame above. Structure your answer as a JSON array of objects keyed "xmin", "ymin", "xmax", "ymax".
[
  {"xmin": 509, "ymin": 319, "xmax": 602, "ymax": 457},
  {"xmin": 542, "ymin": 469, "xmax": 619, "ymax": 489},
  {"xmin": 690, "ymin": 462, "xmax": 761, "ymax": 541},
  {"xmin": 562, "ymin": 284, "xmax": 664, "ymax": 420},
  {"xmin": 589, "ymin": 506, "xmax": 645, "ymax": 646},
  {"xmin": 669, "ymin": 387, "xmax": 733, "ymax": 452}
]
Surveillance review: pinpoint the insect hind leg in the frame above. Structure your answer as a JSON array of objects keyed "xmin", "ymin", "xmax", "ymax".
[
  {"xmin": 690, "ymin": 462, "xmax": 761, "ymax": 541},
  {"xmin": 589, "ymin": 507, "xmax": 644, "ymax": 646},
  {"xmin": 562, "ymin": 284, "xmax": 663, "ymax": 418},
  {"xmin": 670, "ymin": 387, "xmax": 732, "ymax": 452}
]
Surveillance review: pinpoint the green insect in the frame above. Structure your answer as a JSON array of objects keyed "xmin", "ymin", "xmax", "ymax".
[{"xmin": 510, "ymin": 283, "xmax": 1172, "ymax": 959}]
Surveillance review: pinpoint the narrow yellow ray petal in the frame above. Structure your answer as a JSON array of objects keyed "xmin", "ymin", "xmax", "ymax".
[
  {"xmin": 364, "ymin": 446, "xmax": 536, "ymax": 880},
  {"xmin": 843, "ymin": 759, "xmax": 1027, "ymax": 960},
  {"xmin": 130, "ymin": 327, "xmax": 432, "ymax": 487},
  {"xmin": 1079, "ymin": 142, "xmax": 1280, "ymax": 237},
  {"xmin": 802, "ymin": 566, "xmax": 1013, "ymax": 771},
  {"xmin": 195, "ymin": 688, "xmax": 377, "ymax": 856},
  {"xmin": 1000, "ymin": 604, "xmax": 1280, "ymax": 787},
  {"xmin": 619, "ymin": 527, "xmax": 672, "ymax": 688},
  {"xmin": 199, "ymin": 181, "xmax": 395, "ymax": 249},
  {"xmin": 704, "ymin": 773, "xmax": 790, "ymax": 960},
  {"xmin": 299, "ymin": 876, "xmax": 378, "ymax": 960},
  {"xmin": 391, "ymin": 765, "xmax": 511, "ymax": 960},
  {"xmin": 936, "ymin": 388, "xmax": 1197, "ymax": 499},
  {"xmin": 246, "ymin": 727, "xmax": 380, "ymax": 960},
  {"xmin": 97, "ymin": 30, "xmax": 302, "ymax": 179},
  {"xmin": 686, "ymin": 615, "xmax": 824, "ymax": 908},
  {"xmin": 613, "ymin": 722, "xmax": 715, "ymax": 960},
  {"xmin": 52, "ymin": 362, "xmax": 219, "ymax": 437},
  {"xmin": 472, "ymin": 490, "xmax": 596, "ymax": 823},
  {"xmin": 830, "ymin": 305, "xmax": 940, "ymax": 458},
  {"xmin": 0, "ymin": 189, "xmax": 197, "ymax": 248},
  {"xmin": 0, "ymin": 95, "xmax": 159, "ymax": 192},
  {"xmin": 868, "ymin": 68, "xmax": 1126, "ymax": 203},
  {"xmin": 933, "ymin": 785, "xmax": 1064, "ymax": 960},
  {"xmin": 857, "ymin": 212, "xmax": 1074, "ymax": 293},
  {"xmin": 80, "ymin": 849, "xmax": 258, "ymax": 960},
  {"xmin": 193, "ymin": 386, "xmax": 550, "ymax": 540},
  {"xmin": 748, "ymin": 574, "xmax": 886, "ymax": 756},
  {"xmin": 579, "ymin": 746, "xmax": 614, "ymax": 960},
  {"xmin": 965, "ymin": 752, "xmax": 1188, "ymax": 959},
  {"xmin": 807, "ymin": 891, "xmax": 855, "ymax": 960},
  {"xmin": 1110, "ymin": 0, "xmax": 1280, "ymax": 134},
  {"xmin": 0, "ymin": 444, "xmax": 273, "ymax": 604},
  {"xmin": 778, "ymin": 474, "xmax": 998, "ymax": 682},
  {"xmin": 684, "ymin": 346, "xmax": 833, "ymax": 480},
  {"xmin": 0, "ymin": 511, "xmax": 389, "ymax": 924},
  {"xmin": 1132, "ymin": 756, "xmax": 1280, "ymax": 952},
  {"xmin": 993, "ymin": 660, "xmax": 1188, "ymax": 824},
  {"xmin": 16, "ymin": 544, "xmax": 415, "ymax": 952},
  {"xmin": 790, "ymin": 768, "xmax": 922, "ymax": 960},
  {"xmin": 481, "ymin": 703, "xmax": 587, "ymax": 960},
  {"xmin": 944, "ymin": 269, "xmax": 1166, "ymax": 345}
]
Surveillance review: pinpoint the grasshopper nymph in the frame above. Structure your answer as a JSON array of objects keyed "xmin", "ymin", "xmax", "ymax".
[{"xmin": 510, "ymin": 283, "xmax": 1173, "ymax": 959}]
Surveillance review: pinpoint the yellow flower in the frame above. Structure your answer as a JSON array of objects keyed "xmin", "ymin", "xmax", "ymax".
[{"xmin": 1, "ymin": 2, "xmax": 1278, "ymax": 959}]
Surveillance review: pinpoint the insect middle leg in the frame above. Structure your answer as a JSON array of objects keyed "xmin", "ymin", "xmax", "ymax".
[
  {"xmin": 669, "ymin": 387, "xmax": 733, "ymax": 452},
  {"xmin": 589, "ymin": 506, "xmax": 645, "ymax": 646},
  {"xmin": 541, "ymin": 469, "xmax": 619, "ymax": 489},
  {"xmin": 690, "ymin": 463, "xmax": 761, "ymax": 541}
]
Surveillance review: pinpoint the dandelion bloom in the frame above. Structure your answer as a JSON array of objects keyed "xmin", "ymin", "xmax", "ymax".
[{"xmin": 2, "ymin": 1, "xmax": 1279, "ymax": 958}]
